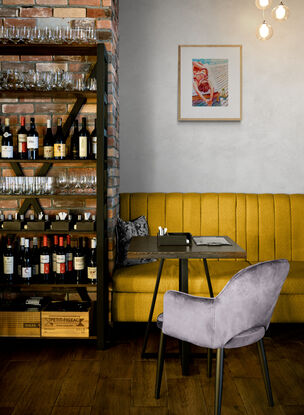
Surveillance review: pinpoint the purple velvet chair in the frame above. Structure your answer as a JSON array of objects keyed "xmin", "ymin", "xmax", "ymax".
[{"xmin": 155, "ymin": 259, "xmax": 290, "ymax": 415}]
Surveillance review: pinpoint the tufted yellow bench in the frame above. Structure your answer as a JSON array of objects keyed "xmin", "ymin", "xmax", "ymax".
[{"xmin": 112, "ymin": 193, "xmax": 304, "ymax": 323}]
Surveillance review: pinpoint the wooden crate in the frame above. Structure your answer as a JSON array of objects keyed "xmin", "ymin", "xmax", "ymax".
[
  {"xmin": 41, "ymin": 304, "xmax": 91, "ymax": 338},
  {"xmin": 0, "ymin": 310, "xmax": 41, "ymax": 337}
]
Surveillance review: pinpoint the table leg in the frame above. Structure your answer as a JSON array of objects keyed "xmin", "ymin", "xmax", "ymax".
[
  {"xmin": 141, "ymin": 258, "xmax": 165, "ymax": 358},
  {"xmin": 203, "ymin": 258, "xmax": 214, "ymax": 377},
  {"xmin": 179, "ymin": 258, "xmax": 190, "ymax": 375}
]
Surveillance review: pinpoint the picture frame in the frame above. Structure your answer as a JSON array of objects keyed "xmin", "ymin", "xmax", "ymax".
[{"xmin": 178, "ymin": 45, "xmax": 242, "ymax": 121}]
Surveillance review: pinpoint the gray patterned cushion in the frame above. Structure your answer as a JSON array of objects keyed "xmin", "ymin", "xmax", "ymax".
[{"xmin": 116, "ymin": 216, "xmax": 155, "ymax": 266}]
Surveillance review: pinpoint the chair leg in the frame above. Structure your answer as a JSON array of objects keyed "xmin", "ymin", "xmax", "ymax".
[
  {"xmin": 155, "ymin": 331, "xmax": 166, "ymax": 399},
  {"xmin": 207, "ymin": 348, "xmax": 212, "ymax": 377},
  {"xmin": 215, "ymin": 348, "xmax": 224, "ymax": 415},
  {"xmin": 257, "ymin": 338, "xmax": 274, "ymax": 406}
]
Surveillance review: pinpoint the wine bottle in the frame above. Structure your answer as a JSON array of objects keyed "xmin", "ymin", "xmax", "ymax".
[
  {"xmin": 27, "ymin": 117, "xmax": 39, "ymax": 160},
  {"xmin": 56, "ymin": 236, "xmax": 66, "ymax": 283},
  {"xmin": 3, "ymin": 237, "xmax": 14, "ymax": 283},
  {"xmin": 31, "ymin": 237, "xmax": 40, "ymax": 282},
  {"xmin": 53, "ymin": 118, "xmax": 66, "ymax": 160},
  {"xmin": 79, "ymin": 117, "xmax": 90, "ymax": 160},
  {"xmin": 0, "ymin": 118, "xmax": 3, "ymax": 158},
  {"xmin": 43, "ymin": 119, "xmax": 54, "ymax": 159},
  {"xmin": 22, "ymin": 238, "xmax": 32, "ymax": 283},
  {"xmin": 91, "ymin": 118, "xmax": 97, "ymax": 160},
  {"xmin": 87, "ymin": 237, "xmax": 97, "ymax": 284},
  {"xmin": 17, "ymin": 116, "xmax": 28, "ymax": 160},
  {"xmin": 65, "ymin": 235, "xmax": 73, "ymax": 282},
  {"xmin": 17, "ymin": 237, "xmax": 25, "ymax": 281},
  {"xmin": 40, "ymin": 235, "xmax": 51, "ymax": 283},
  {"xmin": 73, "ymin": 237, "xmax": 85, "ymax": 283},
  {"xmin": 1, "ymin": 118, "xmax": 14, "ymax": 159},
  {"xmin": 70, "ymin": 119, "xmax": 79, "ymax": 160},
  {"xmin": 52, "ymin": 235, "xmax": 58, "ymax": 279}
]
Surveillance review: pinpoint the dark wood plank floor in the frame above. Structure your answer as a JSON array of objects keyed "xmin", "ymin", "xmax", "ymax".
[{"xmin": 0, "ymin": 324, "xmax": 303, "ymax": 415}]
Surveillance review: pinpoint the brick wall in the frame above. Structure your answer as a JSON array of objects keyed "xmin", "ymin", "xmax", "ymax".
[{"xmin": 0, "ymin": 0, "xmax": 120, "ymax": 273}]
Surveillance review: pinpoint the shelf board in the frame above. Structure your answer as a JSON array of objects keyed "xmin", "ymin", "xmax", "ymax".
[
  {"xmin": 1, "ymin": 159, "xmax": 97, "ymax": 164},
  {"xmin": 0, "ymin": 91, "xmax": 97, "ymax": 99},
  {"xmin": 0, "ymin": 44, "xmax": 98, "ymax": 56},
  {"xmin": 0, "ymin": 336, "xmax": 97, "ymax": 340},
  {"xmin": 0, "ymin": 230, "xmax": 96, "ymax": 235},
  {"xmin": 0, "ymin": 283, "xmax": 97, "ymax": 290},
  {"xmin": 0, "ymin": 194, "xmax": 96, "ymax": 199}
]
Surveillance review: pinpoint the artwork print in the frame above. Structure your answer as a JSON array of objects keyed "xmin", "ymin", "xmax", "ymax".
[
  {"xmin": 178, "ymin": 45, "xmax": 242, "ymax": 121},
  {"xmin": 192, "ymin": 58, "xmax": 228, "ymax": 107}
]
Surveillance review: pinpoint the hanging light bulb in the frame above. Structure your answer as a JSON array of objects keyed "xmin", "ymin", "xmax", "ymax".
[
  {"xmin": 272, "ymin": 1, "xmax": 289, "ymax": 20},
  {"xmin": 255, "ymin": 0, "xmax": 272, "ymax": 10},
  {"xmin": 256, "ymin": 20, "xmax": 273, "ymax": 40}
]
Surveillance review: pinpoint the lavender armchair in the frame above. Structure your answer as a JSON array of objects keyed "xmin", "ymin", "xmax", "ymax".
[{"xmin": 155, "ymin": 259, "xmax": 290, "ymax": 415}]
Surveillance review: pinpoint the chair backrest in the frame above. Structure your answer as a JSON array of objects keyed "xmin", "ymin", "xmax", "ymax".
[{"xmin": 213, "ymin": 259, "xmax": 290, "ymax": 348}]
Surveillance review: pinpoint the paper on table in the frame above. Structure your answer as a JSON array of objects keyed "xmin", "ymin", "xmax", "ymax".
[{"xmin": 193, "ymin": 236, "xmax": 232, "ymax": 246}]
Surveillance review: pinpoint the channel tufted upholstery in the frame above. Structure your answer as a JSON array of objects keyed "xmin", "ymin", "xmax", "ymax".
[{"xmin": 112, "ymin": 193, "xmax": 304, "ymax": 322}]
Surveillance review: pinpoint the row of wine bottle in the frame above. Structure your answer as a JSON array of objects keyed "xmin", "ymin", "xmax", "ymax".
[
  {"xmin": 0, "ymin": 116, "xmax": 98, "ymax": 160},
  {"xmin": 2, "ymin": 236, "xmax": 97, "ymax": 285}
]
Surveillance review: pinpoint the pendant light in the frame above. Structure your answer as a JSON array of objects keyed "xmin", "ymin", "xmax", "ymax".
[
  {"xmin": 255, "ymin": 0, "xmax": 272, "ymax": 10},
  {"xmin": 256, "ymin": 20, "xmax": 273, "ymax": 40},
  {"xmin": 272, "ymin": 1, "xmax": 289, "ymax": 21}
]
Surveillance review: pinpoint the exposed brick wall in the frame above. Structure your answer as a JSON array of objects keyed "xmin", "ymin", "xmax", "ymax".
[{"xmin": 0, "ymin": 0, "xmax": 120, "ymax": 273}]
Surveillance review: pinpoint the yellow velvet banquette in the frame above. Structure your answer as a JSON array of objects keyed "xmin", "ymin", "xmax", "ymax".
[{"xmin": 112, "ymin": 193, "xmax": 304, "ymax": 323}]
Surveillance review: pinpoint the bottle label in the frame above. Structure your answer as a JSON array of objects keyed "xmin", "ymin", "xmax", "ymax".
[
  {"xmin": 22, "ymin": 267, "xmax": 32, "ymax": 279},
  {"xmin": 52, "ymin": 253, "xmax": 57, "ymax": 272},
  {"xmin": 79, "ymin": 136, "xmax": 87, "ymax": 158},
  {"xmin": 92, "ymin": 136, "xmax": 97, "ymax": 157},
  {"xmin": 32, "ymin": 264, "xmax": 39, "ymax": 276},
  {"xmin": 56, "ymin": 255, "xmax": 66, "ymax": 274},
  {"xmin": 27, "ymin": 136, "xmax": 39, "ymax": 150},
  {"xmin": 74, "ymin": 256, "xmax": 85, "ymax": 270},
  {"xmin": 18, "ymin": 134, "xmax": 27, "ymax": 153},
  {"xmin": 1, "ymin": 145, "xmax": 13, "ymax": 158},
  {"xmin": 87, "ymin": 267, "xmax": 97, "ymax": 280},
  {"xmin": 66, "ymin": 253, "xmax": 73, "ymax": 272},
  {"xmin": 44, "ymin": 146, "xmax": 54, "ymax": 159},
  {"xmin": 40, "ymin": 254, "xmax": 50, "ymax": 274},
  {"xmin": 54, "ymin": 143, "xmax": 66, "ymax": 158},
  {"xmin": 3, "ymin": 256, "xmax": 14, "ymax": 274}
]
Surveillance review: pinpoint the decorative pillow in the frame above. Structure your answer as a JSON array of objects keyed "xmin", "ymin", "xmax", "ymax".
[{"xmin": 116, "ymin": 215, "xmax": 155, "ymax": 266}]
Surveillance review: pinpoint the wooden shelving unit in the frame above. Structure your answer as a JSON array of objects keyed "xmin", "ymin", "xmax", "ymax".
[{"xmin": 0, "ymin": 43, "xmax": 109, "ymax": 349}]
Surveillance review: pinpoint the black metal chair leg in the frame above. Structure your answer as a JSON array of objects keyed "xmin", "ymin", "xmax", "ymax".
[
  {"xmin": 155, "ymin": 331, "xmax": 166, "ymax": 399},
  {"xmin": 207, "ymin": 348, "xmax": 212, "ymax": 377},
  {"xmin": 215, "ymin": 348, "xmax": 224, "ymax": 415},
  {"xmin": 142, "ymin": 258, "xmax": 165, "ymax": 357},
  {"xmin": 257, "ymin": 338, "xmax": 274, "ymax": 406}
]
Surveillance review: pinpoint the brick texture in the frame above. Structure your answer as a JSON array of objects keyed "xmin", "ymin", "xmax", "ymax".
[
  {"xmin": 0, "ymin": 7, "xmax": 19, "ymax": 17},
  {"xmin": 20, "ymin": 7, "xmax": 52, "ymax": 18},
  {"xmin": 53, "ymin": 8, "xmax": 86, "ymax": 18}
]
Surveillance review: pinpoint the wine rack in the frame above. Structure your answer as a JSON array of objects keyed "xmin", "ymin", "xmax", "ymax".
[{"xmin": 0, "ymin": 44, "xmax": 108, "ymax": 348}]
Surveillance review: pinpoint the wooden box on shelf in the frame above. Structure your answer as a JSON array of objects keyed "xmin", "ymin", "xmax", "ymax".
[
  {"xmin": 41, "ymin": 301, "xmax": 91, "ymax": 338},
  {"xmin": 0, "ymin": 306, "xmax": 41, "ymax": 337}
]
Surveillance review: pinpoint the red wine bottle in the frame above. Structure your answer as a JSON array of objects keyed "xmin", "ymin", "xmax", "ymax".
[
  {"xmin": 91, "ymin": 118, "xmax": 97, "ymax": 160},
  {"xmin": 3, "ymin": 237, "xmax": 14, "ymax": 283},
  {"xmin": 79, "ymin": 117, "xmax": 90, "ymax": 160},
  {"xmin": 70, "ymin": 120, "xmax": 79, "ymax": 160},
  {"xmin": 22, "ymin": 238, "xmax": 32, "ymax": 284},
  {"xmin": 87, "ymin": 237, "xmax": 97, "ymax": 284},
  {"xmin": 2, "ymin": 118, "xmax": 14, "ymax": 159},
  {"xmin": 65, "ymin": 235, "xmax": 73, "ymax": 282},
  {"xmin": 54, "ymin": 118, "xmax": 66, "ymax": 160},
  {"xmin": 43, "ymin": 119, "xmax": 54, "ymax": 159},
  {"xmin": 31, "ymin": 237, "xmax": 39, "ymax": 283},
  {"xmin": 73, "ymin": 237, "xmax": 85, "ymax": 283},
  {"xmin": 56, "ymin": 236, "xmax": 66, "ymax": 283},
  {"xmin": 40, "ymin": 235, "xmax": 51, "ymax": 283},
  {"xmin": 27, "ymin": 117, "xmax": 39, "ymax": 160},
  {"xmin": 17, "ymin": 237, "xmax": 25, "ymax": 282},
  {"xmin": 0, "ymin": 118, "xmax": 3, "ymax": 158},
  {"xmin": 52, "ymin": 235, "xmax": 58, "ymax": 279},
  {"xmin": 17, "ymin": 116, "xmax": 28, "ymax": 160}
]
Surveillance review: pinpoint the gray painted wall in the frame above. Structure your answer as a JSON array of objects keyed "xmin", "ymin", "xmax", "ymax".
[{"xmin": 119, "ymin": 0, "xmax": 303, "ymax": 193}]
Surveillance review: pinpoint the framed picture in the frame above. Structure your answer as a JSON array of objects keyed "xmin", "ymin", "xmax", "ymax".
[{"xmin": 178, "ymin": 45, "xmax": 242, "ymax": 121}]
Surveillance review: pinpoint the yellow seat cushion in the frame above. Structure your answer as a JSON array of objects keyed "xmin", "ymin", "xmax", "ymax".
[{"xmin": 113, "ymin": 259, "xmax": 251, "ymax": 295}]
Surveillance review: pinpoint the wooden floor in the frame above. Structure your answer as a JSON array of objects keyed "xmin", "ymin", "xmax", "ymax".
[{"xmin": 0, "ymin": 323, "xmax": 304, "ymax": 415}]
